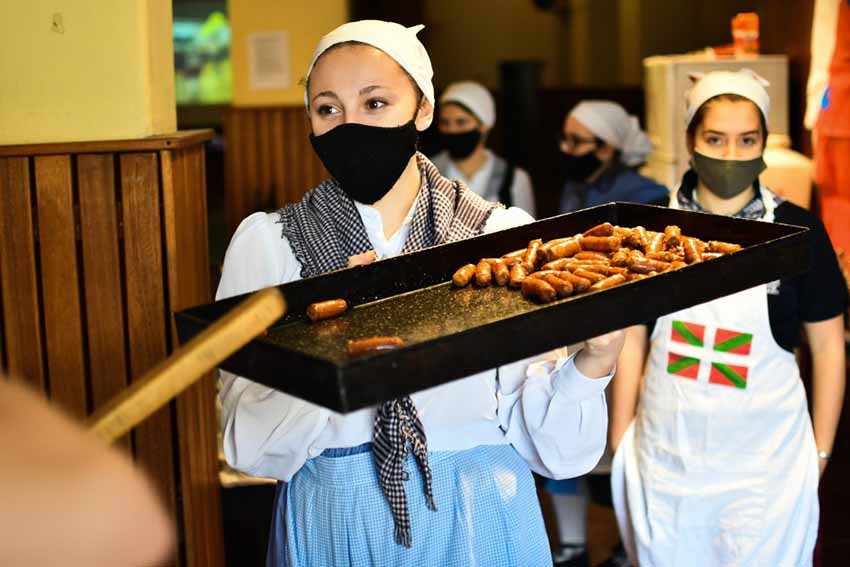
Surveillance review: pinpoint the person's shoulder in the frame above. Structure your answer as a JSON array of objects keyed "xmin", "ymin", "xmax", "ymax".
[
  {"xmin": 620, "ymin": 168, "xmax": 667, "ymax": 190},
  {"xmin": 231, "ymin": 211, "xmax": 281, "ymax": 242},
  {"xmin": 773, "ymin": 199, "xmax": 822, "ymax": 229}
]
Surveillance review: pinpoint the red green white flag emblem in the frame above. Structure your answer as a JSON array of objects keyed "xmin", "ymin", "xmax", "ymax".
[{"xmin": 668, "ymin": 320, "xmax": 751, "ymax": 389}]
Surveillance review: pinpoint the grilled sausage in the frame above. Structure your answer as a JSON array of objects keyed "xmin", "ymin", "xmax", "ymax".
[
  {"xmin": 452, "ymin": 264, "xmax": 477, "ymax": 288},
  {"xmin": 664, "ymin": 225, "xmax": 682, "ymax": 249},
  {"xmin": 475, "ymin": 259, "xmax": 493, "ymax": 286},
  {"xmin": 579, "ymin": 235, "xmax": 622, "ymax": 252},
  {"xmin": 557, "ymin": 270, "xmax": 593, "ymax": 292},
  {"xmin": 346, "ymin": 336, "xmax": 404, "ymax": 357},
  {"xmin": 509, "ymin": 263, "xmax": 528, "ymax": 288},
  {"xmin": 683, "ymin": 237, "xmax": 703, "ymax": 264},
  {"xmin": 583, "ymin": 222, "xmax": 615, "ymax": 237},
  {"xmin": 624, "ymin": 226, "xmax": 650, "ymax": 249},
  {"xmin": 491, "ymin": 260, "xmax": 510, "ymax": 286},
  {"xmin": 307, "ymin": 299, "xmax": 349, "ymax": 321},
  {"xmin": 545, "ymin": 238, "xmax": 581, "ymax": 261},
  {"xmin": 574, "ymin": 251, "xmax": 610, "ymax": 262},
  {"xmin": 573, "ymin": 268, "xmax": 607, "ymax": 283},
  {"xmin": 646, "ymin": 231, "xmax": 666, "ymax": 254},
  {"xmin": 590, "ymin": 273, "xmax": 627, "ymax": 291},
  {"xmin": 708, "ymin": 240, "xmax": 743, "ymax": 254},
  {"xmin": 521, "ymin": 278, "xmax": 557, "ymax": 303},
  {"xmin": 541, "ymin": 274, "xmax": 574, "ymax": 298},
  {"xmin": 628, "ymin": 258, "xmax": 670, "ymax": 274},
  {"xmin": 522, "ymin": 239, "xmax": 544, "ymax": 271}
]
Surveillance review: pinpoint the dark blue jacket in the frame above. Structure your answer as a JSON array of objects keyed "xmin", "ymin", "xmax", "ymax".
[{"xmin": 560, "ymin": 163, "xmax": 669, "ymax": 213}]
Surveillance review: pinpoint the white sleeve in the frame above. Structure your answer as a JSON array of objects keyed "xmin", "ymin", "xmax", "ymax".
[
  {"xmin": 510, "ymin": 168, "xmax": 536, "ymax": 219},
  {"xmin": 216, "ymin": 212, "xmax": 333, "ymax": 481},
  {"xmin": 496, "ymin": 348, "xmax": 612, "ymax": 479},
  {"xmin": 482, "ymin": 205, "xmax": 535, "ymax": 233}
]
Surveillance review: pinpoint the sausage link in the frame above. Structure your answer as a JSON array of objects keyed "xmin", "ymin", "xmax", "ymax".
[
  {"xmin": 573, "ymin": 268, "xmax": 607, "ymax": 283},
  {"xmin": 509, "ymin": 263, "xmax": 528, "ymax": 288},
  {"xmin": 574, "ymin": 251, "xmax": 610, "ymax": 262},
  {"xmin": 583, "ymin": 222, "xmax": 615, "ymax": 237},
  {"xmin": 579, "ymin": 235, "xmax": 622, "ymax": 252},
  {"xmin": 492, "ymin": 260, "xmax": 510, "ymax": 286},
  {"xmin": 628, "ymin": 258, "xmax": 670, "ymax": 274},
  {"xmin": 523, "ymin": 239, "xmax": 544, "ymax": 271},
  {"xmin": 346, "ymin": 336, "xmax": 404, "ymax": 357},
  {"xmin": 541, "ymin": 274, "xmax": 574, "ymax": 298},
  {"xmin": 701, "ymin": 252, "xmax": 725, "ymax": 260},
  {"xmin": 545, "ymin": 238, "xmax": 581, "ymax": 261},
  {"xmin": 646, "ymin": 232, "xmax": 666, "ymax": 254},
  {"xmin": 307, "ymin": 299, "xmax": 349, "ymax": 322},
  {"xmin": 683, "ymin": 237, "xmax": 703, "ymax": 264},
  {"xmin": 557, "ymin": 271, "xmax": 592, "ymax": 292},
  {"xmin": 624, "ymin": 226, "xmax": 650, "ymax": 249},
  {"xmin": 590, "ymin": 273, "xmax": 627, "ymax": 291},
  {"xmin": 610, "ymin": 249, "xmax": 631, "ymax": 267},
  {"xmin": 663, "ymin": 225, "xmax": 682, "ymax": 249},
  {"xmin": 646, "ymin": 251, "xmax": 683, "ymax": 262},
  {"xmin": 708, "ymin": 240, "xmax": 743, "ymax": 254},
  {"xmin": 452, "ymin": 264, "xmax": 476, "ymax": 288},
  {"xmin": 521, "ymin": 278, "xmax": 557, "ymax": 303},
  {"xmin": 474, "ymin": 259, "xmax": 493, "ymax": 286}
]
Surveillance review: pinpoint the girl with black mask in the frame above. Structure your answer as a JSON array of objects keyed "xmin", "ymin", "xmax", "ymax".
[
  {"xmin": 431, "ymin": 81, "xmax": 536, "ymax": 216},
  {"xmin": 559, "ymin": 101, "xmax": 668, "ymax": 213},
  {"xmin": 215, "ymin": 20, "xmax": 625, "ymax": 567}
]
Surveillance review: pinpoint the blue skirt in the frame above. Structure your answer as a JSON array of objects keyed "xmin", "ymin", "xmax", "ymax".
[{"xmin": 266, "ymin": 443, "xmax": 551, "ymax": 566}]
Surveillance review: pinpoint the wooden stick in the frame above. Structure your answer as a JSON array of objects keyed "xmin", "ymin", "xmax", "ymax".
[{"xmin": 87, "ymin": 288, "xmax": 286, "ymax": 443}]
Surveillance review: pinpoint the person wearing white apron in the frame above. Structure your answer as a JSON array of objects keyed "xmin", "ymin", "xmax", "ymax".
[{"xmin": 609, "ymin": 70, "xmax": 848, "ymax": 566}]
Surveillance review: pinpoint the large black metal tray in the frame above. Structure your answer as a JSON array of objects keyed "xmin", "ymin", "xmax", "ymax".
[{"xmin": 175, "ymin": 202, "xmax": 810, "ymax": 413}]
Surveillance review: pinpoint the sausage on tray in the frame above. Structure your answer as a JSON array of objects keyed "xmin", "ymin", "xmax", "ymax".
[
  {"xmin": 307, "ymin": 299, "xmax": 349, "ymax": 322},
  {"xmin": 346, "ymin": 336, "xmax": 404, "ymax": 357},
  {"xmin": 452, "ymin": 264, "xmax": 477, "ymax": 288}
]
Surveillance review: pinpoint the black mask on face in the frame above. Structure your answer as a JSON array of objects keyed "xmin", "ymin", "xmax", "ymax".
[
  {"xmin": 309, "ymin": 120, "xmax": 419, "ymax": 204},
  {"xmin": 441, "ymin": 129, "xmax": 482, "ymax": 160},
  {"xmin": 691, "ymin": 151, "xmax": 766, "ymax": 200},
  {"xmin": 561, "ymin": 149, "xmax": 603, "ymax": 182}
]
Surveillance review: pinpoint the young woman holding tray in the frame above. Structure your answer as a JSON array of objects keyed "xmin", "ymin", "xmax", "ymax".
[
  {"xmin": 216, "ymin": 20, "xmax": 625, "ymax": 566},
  {"xmin": 609, "ymin": 69, "xmax": 848, "ymax": 567}
]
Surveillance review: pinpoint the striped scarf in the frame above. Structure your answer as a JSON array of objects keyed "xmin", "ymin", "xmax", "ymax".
[{"xmin": 277, "ymin": 152, "xmax": 499, "ymax": 546}]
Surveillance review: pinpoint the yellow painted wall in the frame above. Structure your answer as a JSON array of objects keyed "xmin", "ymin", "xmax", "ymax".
[
  {"xmin": 0, "ymin": 0, "xmax": 176, "ymax": 145},
  {"xmin": 229, "ymin": 0, "xmax": 348, "ymax": 107}
]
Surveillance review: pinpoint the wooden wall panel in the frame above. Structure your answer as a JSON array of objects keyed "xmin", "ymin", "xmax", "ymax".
[
  {"xmin": 119, "ymin": 152, "xmax": 178, "ymax": 543},
  {"xmin": 33, "ymin": 155, "xmax": 88, "ymax": 417},
  {"xmin": 162, "ymin": 145, "xmax": 224, "ymax": 567},
  {"xmin": 223, "ymin": 106, "xmax": 328, "ymax": 235},
  {"xmin": 1, "ymin": 131, "xmax": 221, "ymax": 567},
  {"xmin": 0, "ymin": 157, "xmax": 45, "ymax": 389},
  {"xmin": 77, "ymin": 153, "xmax": 131, "ymax": 447}
]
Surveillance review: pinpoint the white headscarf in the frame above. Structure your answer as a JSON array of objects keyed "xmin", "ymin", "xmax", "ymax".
[
  {"xmin": 304, "ymin": 20, "xmax": 435, "ymax": 108},
  {"xmin": 569, "ymin": 101, "xmax": 653, "ymax": 166},
  {"xmin": 439, "ymin": 81, "xmax": 496, "ymax": 129},
  {"xmin": 684, "ymin": 68, "xmax": 770, "ymax": 127}
]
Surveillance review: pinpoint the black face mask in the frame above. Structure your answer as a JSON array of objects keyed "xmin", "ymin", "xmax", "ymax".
[
  {"xmin": 441, "ymin": 129, "xmax": 482, "ymax": 160},
  {"xmin": 561, "ymin": 149, "xmax": 603, "ymax": 182},
  {"xmin": 309, "ymin": 120, "xmax": 419, "ymax": 204},
  {"xmin": 691, "ymin": 152, "xmax": 766, "ymax": 200}
]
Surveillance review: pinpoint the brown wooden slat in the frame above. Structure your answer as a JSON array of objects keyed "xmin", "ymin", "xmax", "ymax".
[
  {"xmin": 244, "ymin": 110, "xmax": 260, "ymax": 216},
  {"xmin": 258, "ymin": 109, "xmax": 272, "ymax": 210},
  {"xmin": 271, "ymin": 109, "xmax": 286, "ymax": 207},
  {"xmin": 119, "ymin": 152, "xmax": 178, "ymax": 536},
  {"xmin": 77, "ymin": 154, "xmax": 130, "ymax": 434},
  {"xmin": 0, "ymin": 157, "xmax": 45, "ymax": 390},
  {"xmin": 161, "ymin": 146, "xmax": 224, "ymax": 567},
  {"xmin": 34, "ymin": 155, "xmax": 88, "ymax": 417},
  {"xmin": 282, "ymin": 108, "xmax": 299, "ymax": 205},
  {"xmin": 0, "ymin": 129, "xmax": 215, "ymax": 157}
]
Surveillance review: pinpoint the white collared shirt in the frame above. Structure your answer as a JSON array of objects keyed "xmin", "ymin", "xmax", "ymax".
[{"xmin": 217, "ymin": 200, "xmax": 611, "ymax": 482}]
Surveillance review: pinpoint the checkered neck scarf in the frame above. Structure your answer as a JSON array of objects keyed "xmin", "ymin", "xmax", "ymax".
[
  {"xmin": 277, "ymin": 152, "xmax": 499, "ymax": 547},
  {"xmin": 675, "ymin": 169, "xmax": 781, "ymax": 219}
]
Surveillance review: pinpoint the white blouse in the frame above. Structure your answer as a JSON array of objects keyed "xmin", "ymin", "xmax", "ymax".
[{"xmin": 217, "ymin": 200, "xmax": 612, "ymax": 482}]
